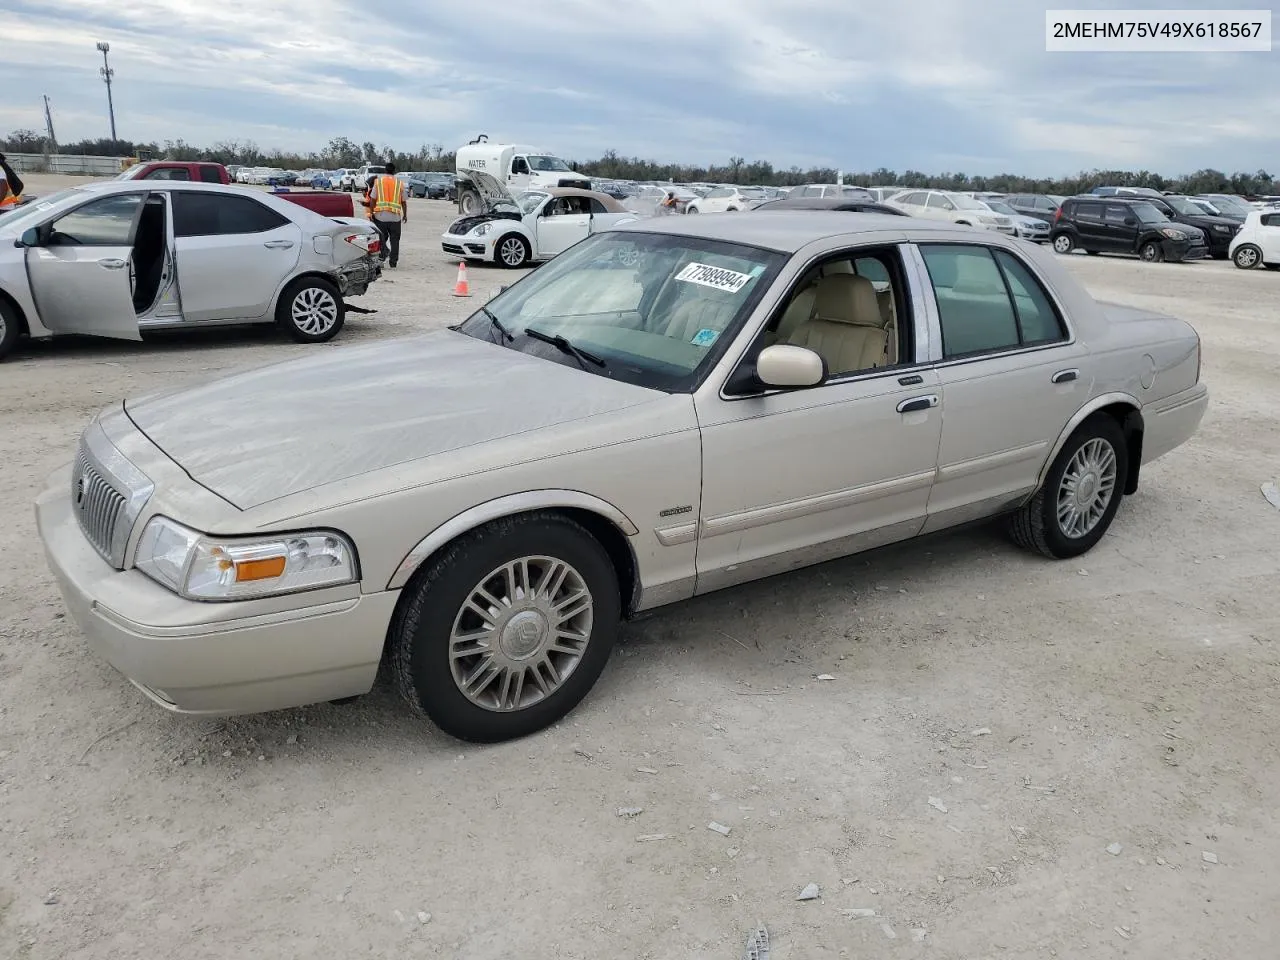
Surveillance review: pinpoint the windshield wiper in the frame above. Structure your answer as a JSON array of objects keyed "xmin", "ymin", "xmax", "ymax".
[
  {"xmin": 481, "ymin": 306, "xmax": 514, "ymax": 343},
  {"xmin": 523, "ymin": 326, "xmax": 607, "ymax": 370}
]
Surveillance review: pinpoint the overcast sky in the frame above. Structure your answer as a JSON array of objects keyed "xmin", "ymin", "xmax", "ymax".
[{"xmin": 4, "ymin": 0, "xmax": 1277, "ymax": 176}]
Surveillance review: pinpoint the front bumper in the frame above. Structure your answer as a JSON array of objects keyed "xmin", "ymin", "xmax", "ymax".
[
  {"xmin": 1015, "ymin": 223, "xmax": 1051, "ymax": 241},
  {"xmin": 36, "ymin": 469, "xmax": 396, "ymax": 716},
  {"xmin": 441, "ymin": 231, "xmax": 492, "ymax": 260},
  {"xmin": 335, "ymin": 254, "xmax": 382, "ymax": 297},
  {"xmin": 1162, "ymin": 238, "xmax": 1208, "ymax": 261}
]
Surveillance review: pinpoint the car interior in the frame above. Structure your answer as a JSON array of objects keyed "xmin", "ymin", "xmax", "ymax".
[
  {"xmin": 129, "ymin": 195, "xmax": 168, "ymax": 314},
  {"xmin": 754, "ymin": 250, "xmax": 906, "ymax": 377}
]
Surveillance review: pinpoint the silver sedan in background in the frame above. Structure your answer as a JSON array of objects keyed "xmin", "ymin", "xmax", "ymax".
[
  {"xmin": 37, "ymin": 213, "xmax": 1207, "ymax": 743},
  {"xmin": 0, "ymin": 181, "xmax": 382, "ymax": 360}
]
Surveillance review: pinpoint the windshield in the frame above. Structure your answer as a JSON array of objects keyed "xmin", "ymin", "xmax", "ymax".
[
  {"xmin": 526, "ymin": 155, "xmax": 572, "ymax": 172},
  {"xmin": 1205, "ymin": 195, "xmax": 1249, "ymax": 215},
  {"xmin": 454, "ymin": 231, "xmax": 786, "ymax": 391},
  {"xmin": 983, "ymin": 200, "xmax": 1017, "ymax": 216},
  {"xmin": 950, "ymin": 194, "xmax": 987, "ymax": 210},
  {"xmin": 1130, "ymin": 202, "xmax": 1168, "ymax": 223},
  {"xmin": 739, "ymin": 187, "xmax": 766, "ymax": 199},
  {"xmin": 0, "ymin": 188, "xmax": 86, "ymax": 230},
  {"xmin": 1164, "ymin": 196, "xmax": 1205, "ymax": 216},
  {"xmin": 513, "ymin": 191, "xmax": 548, "ymax": 215}
]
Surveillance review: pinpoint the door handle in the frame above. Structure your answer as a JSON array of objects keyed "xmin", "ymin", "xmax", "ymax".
[
  {"xmin": 263, "ymin": 240, "xmax": 295, "ymax": 249},
  {"xmin": 1052, "ymin": 368, "xmax": 1079, "ymax": 384},
  {"xmin": 98, "ymin": 258, "xmax": 127, "ymax": 269},
  {"xmin": 897, "ymin": 395, "xmax": 939, "ymax": 414}
]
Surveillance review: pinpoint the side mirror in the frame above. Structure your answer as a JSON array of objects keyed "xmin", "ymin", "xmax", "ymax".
[
  {"xmin": 16, "ymin": 227, "xmax": 42, "ymax": 248},
  {"xmin": 757, "ymin": 344, "xmax": 826, "ymax": 387},
  {"xmin": 1124, "ymin": 217, "xmax": 1137, "ymax": 225},
  {"xmin": 726, "ymin": 344, "xmax": 827, "ymax": 394}
]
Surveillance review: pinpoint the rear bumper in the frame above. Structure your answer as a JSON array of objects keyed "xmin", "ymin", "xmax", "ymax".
[
  {"xmin": 1143, "ymin": 383, "xmax": 1209, "ymax": 465},
  {"xmin": 335, "ymin": 255, "xmax": 381, "ymax": 296}
]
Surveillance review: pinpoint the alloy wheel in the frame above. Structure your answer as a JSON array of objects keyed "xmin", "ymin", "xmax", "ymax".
[
  {"xmin": 448, "ymin": 556, "xmax": 594, "ymax": 712},
  {"xmin": 292, "ymin": 287, "xmax": 339, "ymax": 335},
  {"xmin": 500, "ymin": 237, "xmax": 526, "ymax": 267},
  {"xmin": 1235, "ymin": 246, "xmax": 1259, "ymax": 268},
  {"xmin": 1056, "ymin": 437, "xmax": 1118, "ymax": 539}
]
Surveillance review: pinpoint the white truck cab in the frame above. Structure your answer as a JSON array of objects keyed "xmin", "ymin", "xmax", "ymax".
[{"xmin": 454, "ymin": 135, "xmax": 590, "ymax": 215}]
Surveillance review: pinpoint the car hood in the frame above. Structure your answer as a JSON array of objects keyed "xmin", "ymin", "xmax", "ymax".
[
  {"xmin": 122, "ymin": 331, "xmax": 660, "ymax": 510},
  {"xmin": 447, "ymin": 210, "xmax": 523, "ymax": 234}
]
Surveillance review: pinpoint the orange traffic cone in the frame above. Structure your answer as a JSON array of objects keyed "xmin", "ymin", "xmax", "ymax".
[{"xmin": 452, "ymin": 261, "xmax": 471, "ymax": 297}]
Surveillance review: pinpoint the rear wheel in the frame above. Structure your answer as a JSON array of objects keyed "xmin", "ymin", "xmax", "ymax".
[
  {"xmin": 392, "ymin": 513, "xmax": 621, "ymax": 743},
  {"xmin": 277, "ymin": 277, "xmax": 345, "ymax": 343},
  {"xmin": 1008, "ymin": 414, "xmax": 1128, "ymax": 559},
  {"xmin": 1051, "ymin": 233, "xmax": 1075, "ymax": 254}
]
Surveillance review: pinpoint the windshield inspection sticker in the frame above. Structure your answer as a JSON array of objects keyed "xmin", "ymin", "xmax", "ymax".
[
  {"xmin": 675, "ymin": 262, "xmax": 753, "ymax": 293},
  {"xmin": 690, "ymin": 328, "xmax": 720, "ymax": 347}
]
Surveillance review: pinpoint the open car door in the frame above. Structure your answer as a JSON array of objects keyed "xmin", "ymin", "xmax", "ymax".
[{"xmin": 23, "ymin": 191, "xmax": 146, "ymax": 340}]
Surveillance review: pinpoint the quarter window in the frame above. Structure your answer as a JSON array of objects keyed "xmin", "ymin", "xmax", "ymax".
[
  {"xmin": 198, "ymin": 165, "xmax": 223, "ymax": 183},
  {"xmin": 173, "ymin": 193, "xmax": 290, "ymax": 236},
  {"xmin": 920, "ymin": 245, "xmax": 1065, "ymax": 357},
  {"xmin": 1261, "ymin": 213, "xmax": 1280, "ymax": 227}
]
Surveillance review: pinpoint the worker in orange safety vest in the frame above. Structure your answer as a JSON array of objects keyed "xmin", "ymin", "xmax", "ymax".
[
  {"xmin": 0, "ymin": 152, "xmax": 25, "ymax": 209},
  {"xmin": 361, "ymin": 161, "xmax": 407, "ymax": 267}
]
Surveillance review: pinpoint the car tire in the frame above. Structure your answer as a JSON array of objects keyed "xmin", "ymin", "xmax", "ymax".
[
  {"xmin": 459, "ymin": 189, "xmax": 485, "ymax": 216},
  {"xmin": 1051, "ymin": 233, "xmax": 1075, "ymax": 254},
  {"xmin": 0, "ymin": 298, "xmax": 21, "ymax": 362},
  {"xmin": 685, "ymin": 206, "xmax": 699, "ymax": 214},
  {"xmin": 1139, "ymin": 240, "xmax": 1164, "ymax": 262},
  {"xmin": 496, "ymin": 234, "xmax": 531, "ymax": 268},
  {"xmin": 1233, "ymin": 244, "xmax": 1263, "ymax": 269},
  {"xmin": 1008, "ymin": 414, "xmax": 1128, "ymax": 560},
  {"xmin": 392, "ymin": 512, "xmax": 621, "ymax": 743},
  {"xmin": 277, "ymin": 276, "xmax": 345, "ymax": 343}
]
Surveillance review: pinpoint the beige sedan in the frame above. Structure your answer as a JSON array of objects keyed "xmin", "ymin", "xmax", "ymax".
[{"xmin": 36, "ymin": 212, "xmax": 1209, "ymax": 743}]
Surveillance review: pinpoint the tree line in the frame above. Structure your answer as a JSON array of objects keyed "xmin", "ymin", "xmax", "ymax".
[{"xmin": 3, "ymin": 129, "xmax": 1274, "ymax": 197}]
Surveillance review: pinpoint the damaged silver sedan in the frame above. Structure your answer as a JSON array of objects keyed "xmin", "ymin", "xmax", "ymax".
[{"xmin": 0, "ymin": 181, "xmax": 382, "ymax": 360}]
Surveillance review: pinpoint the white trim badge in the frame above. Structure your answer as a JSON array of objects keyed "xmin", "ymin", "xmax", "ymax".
[{"xmin": 674, "ymin": 262, "xmax": 754, "ymax": 293}]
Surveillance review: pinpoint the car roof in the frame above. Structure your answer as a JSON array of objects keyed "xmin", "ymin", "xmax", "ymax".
[
  {"xmin": 539, "ymin": 187, "xmax": 627, "ymax": 210},
  {"xmin": 753, "ymin": 197, "xmax": 907, "ymax": 215},
  {"xmin": 612, "ymin": 209, "xmax": 990, "ymax": 252}
]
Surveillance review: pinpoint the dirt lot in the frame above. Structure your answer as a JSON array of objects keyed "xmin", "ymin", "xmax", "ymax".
[{"xmin": 2, "ymin": 173, "xmax": 1278, "ymax": 960}]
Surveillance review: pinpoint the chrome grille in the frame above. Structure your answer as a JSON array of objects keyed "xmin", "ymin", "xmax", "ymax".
[{"xmin": 71, "ymin": 419, "xmax": 155, "ymax": 570}]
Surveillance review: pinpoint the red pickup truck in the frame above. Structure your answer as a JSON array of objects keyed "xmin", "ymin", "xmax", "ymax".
[{"xmin": 115, "ymin": 161, "xmax": 356, "ymax": 218}]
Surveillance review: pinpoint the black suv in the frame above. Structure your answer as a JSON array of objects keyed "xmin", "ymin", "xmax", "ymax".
[
  {"xmin": 1050, "ymin": 196, "xmax": 1208, "ymax": 262},
  {"xmin": 1130, "ymin": 194, "xmax": 1242, "ymax": 258}
]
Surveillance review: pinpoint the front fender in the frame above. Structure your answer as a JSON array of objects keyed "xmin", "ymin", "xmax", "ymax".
[{"xmin": 385, "ymin": 489, "xmax": 640, "ymax": 590}]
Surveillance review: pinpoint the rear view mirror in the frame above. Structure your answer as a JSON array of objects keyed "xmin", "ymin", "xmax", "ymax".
[{"xmin": 756, "ymin": 344, "xmax": 826, "ymax": 388}]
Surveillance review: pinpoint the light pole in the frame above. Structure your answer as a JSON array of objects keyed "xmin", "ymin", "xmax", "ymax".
[{"xmin": 96, "ymin": 41, "xmax": 117, "ymax": 143}]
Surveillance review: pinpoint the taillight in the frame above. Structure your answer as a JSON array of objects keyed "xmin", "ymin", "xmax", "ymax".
[
  {"xmin": 1053, "ymin": 206, "xmax": 1062, "ymax": 222},
  {"xmin": 1194, "ymin": 328, "xmax": 1202, "ymax": 383},
  {"xmin": 344, "ymin": 232, "xmax": 379, "ymax": 254}
]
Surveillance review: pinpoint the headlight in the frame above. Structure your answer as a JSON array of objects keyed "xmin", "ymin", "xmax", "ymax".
[
  {"xmin": 1160, "ymin": 228, "xmax": 1186, "ymax": 240},
  {"xmin": 1212, "ymin": 224, "xmax": 1231, "ymax": 233},
  {"xmin": 977, "ymin": 216, "xmax": 996, "ymax": 224},
  {"xmin": 470, "ymin": 223, "xmax": 491, "ymax": 236},
  {"xmin": 134, "ymin": 517, "xmax": 358, "ymax": 601}
]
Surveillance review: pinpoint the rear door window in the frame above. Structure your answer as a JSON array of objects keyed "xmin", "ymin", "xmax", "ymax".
[{"xmin": 174, "ymin": 193, "xmax": 290, "ymax": 236}]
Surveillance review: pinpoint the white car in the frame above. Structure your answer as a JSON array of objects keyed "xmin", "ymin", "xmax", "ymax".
[
  {"xmin": 1228, "ymin": 209, "xmax": 1280, "ymax": 270},
  {"xmin": 685, "ymin": 186, "xmax": 769, "ymax": 214},
  {"xmin": 0, "ymin": 181, "xmax": 382, "ymax": 360},
  {"xmin": 441, "ymin": 172, "xmax": 639, "ymax": 268},
  {"xmin": 888, "ymin": 189, "xmax": 1015, "ymax": 234}
]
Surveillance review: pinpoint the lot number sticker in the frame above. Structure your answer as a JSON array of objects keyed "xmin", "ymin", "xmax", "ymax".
[{"xmin": 675, "ymin": 262, "xmax": 754, "ymax": 293}]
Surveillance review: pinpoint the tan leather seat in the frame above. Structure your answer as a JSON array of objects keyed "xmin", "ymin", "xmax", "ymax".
[
  {"xmin": 786, "ymin": 274, "xmax": 889, "ymax": 375},
  {"xmin": 663, "ymin": 294, "xmax": 738, "ymax": 341}
]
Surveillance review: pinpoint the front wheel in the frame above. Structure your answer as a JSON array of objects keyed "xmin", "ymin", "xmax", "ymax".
[
  {"xmin": 392, "ymin": 513, "xmax": 621, "ymax": 743},
  {"xmin": 1051, "ymin": 233, "xmax": 1075, "ymax": 254},
  {"xmin": 496, "ymin": 233, "xmax": 531, "ymax": 268},
  {"xmin": 1233, "ymin": 244, "xmax": 1262, "ymax": 269},
  {"xmin": 459, "ymin": 189, "xmax": 484, "ymax": 216},
  {"xmin": 1139, "ymin": 240, "xmax": 1163, "ymax": 262},
  {"xmin": 1008, "ymin": 414, "xmax": 1128, "ymax": 559},
  {"xmin": 277, "ymin": 277, "xmax": 345, "ymax": 343},
  {"xmin": 0, "ymin": 298, "xmax": 21, "ymax": 362}
]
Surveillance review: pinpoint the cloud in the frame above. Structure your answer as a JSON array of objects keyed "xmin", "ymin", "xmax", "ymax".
[{"xmin": 2, "ymin": 0, "xmax": 1276, "ymax": 176}]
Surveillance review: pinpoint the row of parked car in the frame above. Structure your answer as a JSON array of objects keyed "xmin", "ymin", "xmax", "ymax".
[
  {"xmin": 224, "ymin": 164, "xmax": 458, "ymax": 200},
  {"xmin": 586, "ymin": 178, "xmax": 1278, "ymax": 270}
]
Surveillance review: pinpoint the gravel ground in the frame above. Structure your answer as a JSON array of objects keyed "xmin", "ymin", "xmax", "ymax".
[{"xmin": 2, "ymin": 174, "xmax": 1278, "ymax": 960}]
